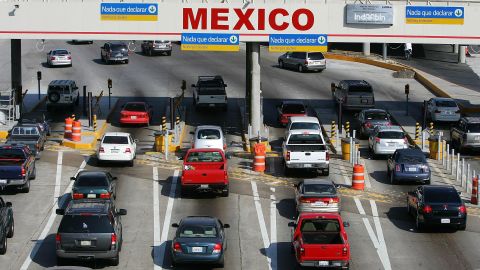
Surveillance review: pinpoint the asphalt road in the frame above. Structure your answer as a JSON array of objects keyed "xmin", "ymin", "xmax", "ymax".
[{"xmin": 0, "ymin": 40, "xmax": 479, "ymax": 270}]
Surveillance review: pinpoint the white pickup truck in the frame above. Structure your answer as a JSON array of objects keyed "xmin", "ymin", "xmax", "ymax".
[{"xmin": 283, "ymin": 129, "xmax": 330, "ymax": 176}]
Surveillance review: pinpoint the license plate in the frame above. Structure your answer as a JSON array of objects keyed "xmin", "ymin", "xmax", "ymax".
[
  {"xmin": 0, "ymin": 179, "xmax": 7, "ymax": 185},
  {"xmin": 318, "ymin": 261, "xmax": 329, "ymax": 266},
  {"xmin": 131, "ymin": 116, "xmax": 137, "ymax": 119},
  {"xmin": 361, "ymin": 99, "xmax": 369, "ymax": 104},
  {"xmin": 209, "ymin": 104, "xmax": 215, "ymax": 107},
  {"xmin": 475, "ymin": 136, "xmax": 480, "ymax": 141},
  {"xmin": 313, "ymin": 202, "xmax": 327, "ymax": 206},
  {"xmin": 80, "ymin": 240, "xmax": 91, "ymax": 246},
  {"xmin": 441, "ymin": 218, "xmax": 450, "ymax": 224},
  {"xmin": 191, "ymin": 247, "xmax": 203, "ymax": 253},
  {"xmin": 387, "ymin": 143, "xmax": 396, "ymax": 146},
  {"xmin": 111, "ymin": 150, "xmax": 119, "ymax": 153},
  {"xmin": 200, "ymin": 184, "xmax": 209, "ymax": 188},
  {"xmin": 304, "ymin": 164, "xmax": 312, "ymax": 168},
  {"xmin": 408, "ymin": 167, "xmax": 417, "ymax": 172},
  {"xmin": 87, "ymin": 194, "xmax": 96, "ymax": 198}
]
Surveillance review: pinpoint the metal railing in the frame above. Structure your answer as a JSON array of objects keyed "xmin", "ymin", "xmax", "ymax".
[{"xmin": 0, "ymin": 89, "xmax": 16, "ymax": 130}]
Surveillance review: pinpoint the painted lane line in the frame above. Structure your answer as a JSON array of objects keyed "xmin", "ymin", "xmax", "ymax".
[
  {"xmin": 159, "ymin": 170, "xmax": 179, "ymax": 270},
  {"xmin": 370, "ymin": 200, "xmax": 392, "ymax": 270},
  {"xmin": 251, "ymin": 181, "xmax": 272, "ymax": 270},
  {"xmin": 20, "ymin": 155, "xmax": 86, "ymax": 270},
  {"xmin": 353, "ymin": 196, "xmax": 366, "ymax": 215},
  {"xmin": 153, "ymin": 167, "xmax": 161, "ymax": 270},
  {"xmin": 270, "ymin": 193, "xmax": 277, "ymax": 270},
  {"xmin": 361, "ymin": 217, "xmax": 379, "ymax": 249}
]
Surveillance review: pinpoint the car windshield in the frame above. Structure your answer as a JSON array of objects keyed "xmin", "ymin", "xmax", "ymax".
[
  {"xmin": 58, "ymin": 215, "xmax": 114, "ymax": 233},
  {"xmin": 435, "ymin": 100, "xmax": 457, "ymax": 107},
  {"xmin": 290, "ymin": 123, "xmax": 320, "ymax": 130},
  {"xmin": 308, "ymin": 53, "xmax": 324, "ymax": 60},
  {"xmin": 365, "ymin": 112, "xmax": 388, "ymax": 120},
  {"xmin": 282, "ymin": 104, "xmax": 305, "ymax": 114},
  {"xmin": 123, "ymin": 103, "xmax": 146, "ymax": 112},
  {"xmin": 76, "ymin": 174, "xmax": 109, "ymax": 187},
  {"xmin": 0, "ymin": 149, "xmax": 25, "ymax": 159},
  {"xmin": 466, "ymin": 124, "xmax": 480, "ymax": 133},
  {"xmin": 179, "ymin": 225, "xmax": 218, "ymax": 238},
  {"xmin": 288, "ymin": 134, "xmax": 324, "ymax": 144},
  {"xmin": 103, "ymin": 136, "xmax": 129, "ymax": 144},
  {"xmin": 197, "ymin": 129, "xmax": 221, "ymax": 140},
  {"xmin": 52, "ymin": 50, "xmax": 69, "ymax": 55},
  {"xmin": 349, "ymin": 85, "xmax": 372, "ymax": 93},
  {"xmin": 397, "ymin": 154, "xmax": 426, "ymax": 163},
  {"xmin": 111, "ymin": 44, "xmax": 127, "ymax": 51},
  {"xmin": 186, "ymin": 151, "xmax": 223, "ymax": 162},
  {"xmin": 425, "ymin": 188, "xmax": 461, "ymax": 204},
  {"xmin": 378, "ymin": 131, "xmax": 404, "ymax": 139},
  {"xmin": 304, "ymin": 184, "xmax": 336, "ymax": 195}
]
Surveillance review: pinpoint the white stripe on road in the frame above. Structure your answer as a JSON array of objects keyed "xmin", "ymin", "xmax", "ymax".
[
  {"xmin": 153, "ymin": 167, "xmax": 161, "ymax": 270},
  {"xmin": 20, "ymin": 156, "xmax": 86, "ymax": 270},
  {"xmin": 251, "ymin": 181, "xmax": 272, "ymax": 270},
  {"xmin": 159, "ymin": 170, "xmax": 179, "ymax": 270},
  {"xmin": 270, "ymin": 193, "xmax": 277, "ymax": 270},
  {"xmin": 353, "ymin": 196, "xmax": 366, "ymax": 215}
]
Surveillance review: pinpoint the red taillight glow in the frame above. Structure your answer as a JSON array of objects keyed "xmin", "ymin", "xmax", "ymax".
[
  {"xmin": 342, "ymin": 247, "xmax": 348, "ymax": 256},
  {"xmin": 99, "ymin": 147, "xmax": 105, "ymax": 153},
  {"xmin": 21, "ymin": 167, "xmax": 26, "ymax": 177},
  {"xmin": 100, "ymin": 193, "xmax": 111, "ymax": 199},
  {"xmin": 300, "ymin": 197, "xmax": 318, "ymax": 203},
  {"xmin": 326, "ymin": 152, "xmax": 330, "ymax": 161},
  {"xmin": 213, "ymin": 243, "xmax": 222, "ymax": 254},
  {"xmin": 50, "ymin": 56, "xmax": 56, "ymax": 60},
  {"xmin": 125, "ymin": 148, "xmax": 131, "ymax": 153},
  {"xmin": 67, "ymin": 56, "xmax": 71, "ymax": 60},
  {"xmin": 173, "ymin": 242, "xmax": 182, "ymax": 253},
  {"xmin": 423, "ymin": 205, "xmax": 433, "ymax": 214},
  {"xmin": 55, "ymin": 233, "xmax": 61, "ymax": 245},
  {"xmin": 459, "ymin": 205, "xmax": 467, "ymax": 214},
  {"xmin": 395, "ymin": 165, "xmax": 401, "ymax": 172},
  {"xmin": 111, "ymin": 233, "xmax": 117, "ymax": 247},
  {"xmin": 286, "ymin": 151, "xmax": 291, "ymax": 161},
  {"xmin": 364, "ymin": 122, "xmax": 372, "ymax": 128},
  {"xmin": 72, "ymin": 193, "xmax": 84, "ymax": 199},
  {"xmin": 375, "ymin": 137, "xmax": 381, "ymax": 143}
]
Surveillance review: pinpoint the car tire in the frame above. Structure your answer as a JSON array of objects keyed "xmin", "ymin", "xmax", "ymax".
[
  {"xmin": 424, "ymin": 179, "xmax": 431, "ymax": 185},
  {"xmin": 322, "ymin": 168, "xmax": 329, "ymax": 176},
  {"xmin": 298, "ymin": 65, "xmax": 304, "ymax": 73},
  {"xmin": 6, "ymin": 218, "xmax": 14, "ymax": 238},
  {"xmin": 216, "ymin": 257, "xmax": 225, "ymax": 268},
  {"xmin": 284, "ymin": 164, "xmax": 290, "ymax": 177},
  {"xmin": 30, "ymin": 166, "xmax": 36, "ymax": 180},
  {"xmin": 148, "ymin": 49, "xmax": 152, "ymax": 56},
  {"xmin": 0, "ymin": 235, "xmax": 7, "ymax": 255},
  {"xmin": 167, "ymin": 51, "xmax": 172, "ymax": 56},
  {"xmin": 415, "ymin": 212, "xmax": 424, "ymax": 231},
  {"xmin": 21, "ymin": 180, "xmax": 30, "ymax": 193},
  {"xmin": 125, "ymin": 59, "xmax": 129, "ymax": 64},
  {"xmin": 406, "ymin": 199, "xmax": 411, "ymax": 215},
  {"xmin": 278, "ymin": 60, "xmax": 284, "ymax": 69},
  {"xmin": 56, "ymin": 256, "xmax": 66, "ymax": 266},
  {"xmin": 458, "ymin": 224, "xmax": 466, "ymax": 231},
  {"xmin": 75, "ymin": 93, "xmax": 80, "ymax": 105},
  {"xmin": 221, "ymin": 186, "xmax": 229, "ymax": 197},
  {"xmin": 48, "ymin": 92, "xmax": 61, "ymax": 103},
  {"xmin": 111, "ymin": 254, "xmax": 120, "ymax": 266},
  {"xmin": 128, "ymin": 160, "xmax": 134, "ymax": 167}
]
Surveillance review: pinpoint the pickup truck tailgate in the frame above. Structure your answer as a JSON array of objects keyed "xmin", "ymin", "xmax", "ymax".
[
  {"xmin": 287, "ymin": 145, "xmax": 327, "ymax": 162},
  {"xmin": 0, "ymin": 161, "xmax": 24, "ymax": 179},
  {"xmin": 182, "ymin": 163, "xmax": 226, "ymax": 184}
]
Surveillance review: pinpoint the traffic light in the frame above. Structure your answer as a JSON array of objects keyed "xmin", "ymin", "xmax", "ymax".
[
  {"xmin": 181, "ymin": 80, "xmax": 186, "ymax": 90},
  {"xmin": 37, "ymin": 71, "xmax": 41, "ymax": 81},
  {"xmin": 108, "ymin": 78, "xmax": 112, "ymax": 89},
  {"xmin": 405, "ymin": 84, "xmax": 410, "ymax": 95}
]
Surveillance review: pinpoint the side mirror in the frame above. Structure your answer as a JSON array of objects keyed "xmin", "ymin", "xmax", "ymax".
[
  {"xmin": 172, "ymin": 223, "xmax": 179, "ymax": 228},
  {"xmin": 117, "ymin": 209, "xmax": 127, "ymax": 216},
  {"xmin": 6, "ymin": 202, "xmax": 12, "ymax": 207},
  {"xmin": 343, "ymin": 222, "xmax": 350, "ymax": 228},
  {"xmin": 101, "ymin": 46, "xmax": 104, "ymax": 49},
  {"xmin": 70, "ymin": 177, "xmax": 76, "ymax": 181},
  {"xmin": 224, "ymin": 84, "xmax": 228, "ymax": 87},
  {"xmin": 288, "ymin": 222, "xmax": 297, "ymax": 227},
  {"xmin": 56, "ymin": 209, "xmax": 65, "ymax": 215},
  {"xmin": 189, "ymin": 131, "xmax": 194, "ymax": 135},
  {"xmin": 191, "ymin": 84, "xmax": 196, "ymax": 87},
  {"xmin": 223, "ymin": 224, "xmax": 230, "ymax": 228},
  {"xmin": 134, "ymin": 139, "xmax": 139, "ymax": 143},
  {"xmin": 113, "ymin": 176, "xmax": 118, "ymax": 180}
]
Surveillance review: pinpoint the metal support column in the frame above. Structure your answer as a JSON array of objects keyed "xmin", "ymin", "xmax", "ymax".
[
  {"xmin": 245, "ymin": 42, "xmax": 252, "ymax": 127},
  {"xmin": 11, "ymin": 39, "xmax": 22, "ymax": 118},
  {"xmin": 363, "ymin": 43, "xmax": 370, "ymax": 56},
  {"xmin": 250, "ymin": 42, "xmax": 261, "ymax": 138},
  {"xmin": 382, "ymin": 43, "xmax": 388, "ymax": 61},
  {"xmin": 459, "ymin": 45, "xmax": 467, "ymax": 64}
]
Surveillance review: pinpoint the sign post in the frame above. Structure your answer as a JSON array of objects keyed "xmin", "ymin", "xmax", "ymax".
[
  {"xmin": 36, "ymin": 71, "xmax": 41, "ymax": 100},
  {"xmin": 107, "ymin": 78, "xmax": 112, "ymax": 109}
]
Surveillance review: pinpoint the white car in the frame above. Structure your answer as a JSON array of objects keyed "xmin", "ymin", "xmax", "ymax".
[
  {"xmin": 192, "ymin": 125, "xmax": 226, "ymax": 151},
  {"xmin": 425, "ymin": 97, "xmax": 461, "ymax": 122},
  {"xmin": 285, "ymin": 116, "xmax": 321, "ymax": 139},
  {"xmin": 368, "ymin": 126, "xmax": 408, "ymax": 157},
  {"xmin": 47, "ymin": 49, "xmax": 72, "ymax": 67},
  {"xmin": 97, "ymin": 132, "xmax": 137, "ymax": 166}
]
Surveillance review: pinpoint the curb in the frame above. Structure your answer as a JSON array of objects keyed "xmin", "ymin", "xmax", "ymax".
[{"xmin": 61, "ymin": 121, "xmax": 108, "ymax": 150}]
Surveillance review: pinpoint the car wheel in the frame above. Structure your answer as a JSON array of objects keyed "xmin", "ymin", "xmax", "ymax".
[
  {"xmin": 128, "ymin": 160, "xmax": 134, "ymax": 167},
  {"xmin": 0, "ymin": 235, "xmax": 7, "ymax": 255},
  {"xmin": 111, "ymin": 253, "xmax": 120, "ymax": 266},
  {"xmin": 222, "ymin": 185, "xmax": 229, "ymax": 197},
  {"xmin": 167, "ymin": 51, "xmax": 172, "ymax": 56},
  {"xmin": 322, "ymin": 168, "xmax": 329, "ymax": 176},
  {"xmin": 6, "ymin": 218, "xmax": 14, "ymax": 238},
  {"xmin": 125, "ymin": 59, "xmax": 129, "ymax": 64},
  {"xmin": 56, "ymin": 256, "xmax": 67, "ymax": 266},
  {"xmin": 148, "ymin": 49, "xmax": 152, "ymax": 56},
  {"xmin": 298, "ymin": 65, "xmax": 304, "ymax": 73},
  {"xmin": 278, "ymin": 60, "xmax": 284, "ymax": 69},
  {"xmin": 458, "ymin": 224, "xmax": 466, "ymax": 231},
  {"xmin": 424, "ymin": 179, "xmax": 431, "ymax": 185},
  {"xmin": 180, "ymin": 187, "xmax": 188, "ymax": 197},
  {"xmin": 30, "ymin": 166, "xmax": 36, "ymax": 180},
  {"xmin": 415, "ymin": 212, "xmax": 424, "ymax": 231},
  {"xmin": 284, "ymin": 164, "xmax": 290, "ymax": 177},
  {"xmin": 406, "ymin": 200, "xmax": 411, "ymax": 215},
  {"xmin": 216, "ymin": 257, "xmax": 225, "ymax": 268},
  {"xmin": 21, "ymin": 180, "xmax": 30, "ymax": 193},
  {"xmin": 101, "ymin": 54, "xmax": 104, "ymax": 62}
]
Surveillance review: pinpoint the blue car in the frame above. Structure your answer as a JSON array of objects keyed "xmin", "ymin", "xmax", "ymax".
[
  {"xmin": 387, "ymin": 148, "xmax": 431, "ymax": 185},
  {"xmin": 171, "ymin": 216, "xmax": 229, "ymax": 267}
]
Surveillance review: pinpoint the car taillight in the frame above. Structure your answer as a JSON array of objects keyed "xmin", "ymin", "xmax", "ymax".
[
  {"xmin": 125, "ymin": 148, "xmax": 131, "ymax": 153},
  {"xmin": 422, "ymin": 165, "xmax": 430, "ymax": 172},
  {"xmin": 300, "ymin": 197, "xmax": 318, "ymax": 203},
  {"xmin": 56, "ymin": 233, "xmax": 61, "ymax": 247},
  {"xmin": 459, "ymin": 205, "xmax": 467, "ymax": 214},
  {"xmin": 67, "ymin": 56, "xmax": 71, "ymax": 60},
  {"xmin": 173, "ymin": 242, "xmax": 182, "ymax": 253},
  {"xmin": 364, "ymin": 122, "xmax": 372, "ymax": 128},
  {"xmin": 286, "ymin": 151, "xmax": 290, "ymax": 161},
  {"xmin": 21, "ymin": 166, "xmax": 26, "ymax": 177},
  {"xmin": 395, "ymin": 164, "xmax": 401, "ymax": 172},
  {"xmin": 72, "ymin": 193, "xmax": 84, "ymax": 199},
  {"xmin": 50, "ymin": 56, "xmax": 56, "ymax": 60},
  {"xmin": 224, "ymin": 171, "xmax": 228, "ymax": 181},
  {"xmin": 99, "ymin": 147, "xmax": 105, "ymax": 153},
  {"xmin": 111, "ymin": 233, "xmax": 117, "ymax": 248},
  {"xmin": 404, "ymin": 137, "xmax": 408, "ymax": 144},
  {"xmin": 423, "ymin": 205, "xmax": 432, "ymax": 214},
  {"xmin": 213, "ymin": 243, "xmax": 222, "ymax": 254},
  {"xmin": 100, "ymin": 193, "xmax": 111, "ymax": 199},
  {"xmin": 342, "ymin": 247, "xmax": 348, "ymax": 256},
  {"xmin": 300, "ymin": 247, "xmax": 305, "ymax": 256},
  {"xmin": 329, "ymin": 197, "xmax": 340, "ymax": 203},
  {"xmin": 326, "ymin": 152, "xmax": 330, "ymax": 161},
  {"xmin": 375, "ymin": 137, "xmax": 381, "ymax": 143}
]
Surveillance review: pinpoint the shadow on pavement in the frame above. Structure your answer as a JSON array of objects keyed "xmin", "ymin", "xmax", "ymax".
[{"xmin": 276, "ymin": 198, "xmax": 296, "ymax": 220}]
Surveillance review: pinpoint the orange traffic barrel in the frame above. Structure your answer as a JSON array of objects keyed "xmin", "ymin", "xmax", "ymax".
[
  {"xmin": 253, "ymin": 143, "xmax": 266, "ymax": 172},
  {"xmin": 64, "ymin": 117, "xmax": 73, "ymax": 139},
  {"xmin": 71, "ymin": 121, "xmax": 81, "ymax": 142},
  {"xmin": 352, "ymin": 164, "xmax": 365, "ymax": 190},
  {"xmin": 472, "ymin": 176, "xmax": 478, "ymax": 205}
]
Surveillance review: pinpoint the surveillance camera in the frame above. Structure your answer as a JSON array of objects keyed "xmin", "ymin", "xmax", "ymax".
[{"xmin": 14, "ymin": 4, "xmax": 19, "ymax": 8}]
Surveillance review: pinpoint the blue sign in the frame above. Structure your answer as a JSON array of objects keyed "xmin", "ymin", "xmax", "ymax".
[
  {"xmin": 181, "ymin": 33, "xmax": 240, "ymax": 52},
  {"xmin": 406, "ymin": 6, "xmax": 464, "ymax": 24},
  {"xmin": 100, "ymin": 3, "xmax": 158, "ymax": 21},
  {"xmin": 269, "ymin": 34, "xmax": 328, "ymax": 52}
]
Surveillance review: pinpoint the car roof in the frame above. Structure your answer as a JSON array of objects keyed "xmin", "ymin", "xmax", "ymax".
[
  {"xmin": 302, "ymin": 178, "xmax": 334, "ymax": 186},
  {"xmin": 48, "ymin": 80, "xmax": 75, "ymax": 86},
  {"xmin": 288, "ymin": 129, "xmax": 322, "ymax": 135},
  {"xmin": 52, "ymin": 48, "xmax": 69, "ymax": 51},
  {"xmin": 104, "ymin": 132, "xmax": 131, "ymax": 137},
  {"xmin": 375, "ymin": 125, "xmax": 402, "ymax": 132},
  {"xmin": 13, "ymin": 123, "xmax": 38, "ymax": 128},
  {"xmin": 289, "ymin": 116, "xmax": 319, "ymax": 124},
  {"xmin": 181, "ymin": 216, "xmax": 218, "ymax": 225},
  {"xmin": 196, "ymin": 125, "xmax": 223, "ymax": 131},
  {"xmin": 362, "ymin": 109, "xmax": 387, "ymax": 114},
  {"xmin": 299, "ymin": 212, "xmax": 342, "ymax": 220},
  {"xmin": 395, "ymin": 148, "xmax": 424, "ymax": 156},
  {"xmin": 65, "ymin": 199, "xmax": 111, "ymax": 215},
  {"xmin": 431, "ymin": 97, "xmax": 456, "ymax": 102},
  {"xmin": 462, "ymin": 117, "xmax": 480, "ymax": 124},
  {"xmin": 340, "ymin": 80, "xmax": 371, "ymax": 86},
  {"xmin": 198, "ymin": 75, "xmax": 223, "ymax": 80}
]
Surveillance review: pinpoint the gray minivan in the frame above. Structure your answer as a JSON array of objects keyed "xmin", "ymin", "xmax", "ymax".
[
  {"xmin": 278, "ymin": 52, "xmax": 326, "ymax": 72},
  {"xmin": 332, "ymin": 80, "xmax": 375, "ymax": 111}
]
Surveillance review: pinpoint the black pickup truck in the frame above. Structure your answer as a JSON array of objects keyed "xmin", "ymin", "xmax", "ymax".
[
  {"xmin": 6, "ymin": 124, "xmax": 46, "ymax": 157},
  {"xmin": 0, "ymin": 196, "xmax": 14, "ymax": 255},
  {"xmin": 0, "ymin": 144, "xmax": 36, "ymax": 193}
]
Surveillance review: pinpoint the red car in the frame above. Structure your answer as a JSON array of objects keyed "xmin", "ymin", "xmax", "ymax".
[
  {"xmin": 119, "ymin": 102, "xmax": 152, "ymax": 125},
  {"xmin": 277, "ymin": 101, "xmax": 307, "ymax": 126},
  {"xmin": 290, "ymin": 212, "xmax": 350, "ymax": 269}
]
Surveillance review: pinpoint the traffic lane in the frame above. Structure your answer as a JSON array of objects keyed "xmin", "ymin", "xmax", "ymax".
[
  {"xmin": 26, "ymin": 159, "xmax": 161, "ymax": 269},
  {"xmin": 1, "ymin": 151, "xmax": 85, "ymax": 270}
]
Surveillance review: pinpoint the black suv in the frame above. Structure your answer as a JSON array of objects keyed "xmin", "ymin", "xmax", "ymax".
[
  {"xmin": 0, "ymin": 197, "xmax": 14, "ymax": 255},
  {"xmin": 55, "ymin": 199, "xmax": 127, "ymax": 265},
  {"xmin": 100, "ymin": 42, "xmax": 129, "ymax": 64}
]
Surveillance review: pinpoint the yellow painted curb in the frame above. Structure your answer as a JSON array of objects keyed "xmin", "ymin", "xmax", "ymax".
[
  {"xmin": 0, "ymin": 131, "xmax": 8, "ymax": 140},
  {"xmin": 62, "ymin": 122, "xmax": 109, "ymax": 151}
]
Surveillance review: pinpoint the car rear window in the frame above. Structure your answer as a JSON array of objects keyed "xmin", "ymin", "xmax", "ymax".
[
  {"xmin": 11, "ymin": 127, "xmax": 39, "ymax": 135},
  {"xmin": 282, "ymin": 104, "xmax": 305, "ymax": 114},
  {"xmin": 365, "ymin": 112, "xmax": 388, "ymax": 120},
  {"xmin": 48, "ymin": 85, "xmax": 69, "ymax": 94},
  {"xmin": 425, "ymin": 188, "xmax": 461, "ymax": 204},
  {"xmin": 111, "ymin": 44, "xmax": 127, "ymax": 51},
  {"xmin": 378, "ymin": 131, "xmax": 404, "ymax": 139},
  {"xmin": 178, "ymin": 224, "xmax": 218, "ymax": 238},
  {"xmin": 52, "ymin": 50, "xmax": 69, "ymax": 55},
  {"xmin": 76, "ymin": 175, "xmax": 109, "ymax": 187},
  {"xmin": 348, "ymin": 85, "xmax": 373, "ymax": 93},
  {"xmin": 466, "ymin": 124, "xmax": 480, "ymax": 133},
  {"xmin": 0, "ymin": 149, "xmax": 26, "ymax": 159},
  {"xmin": 58, "ymin": 215, "xmax": 114, "ymax": 233},
  {"xmin": 102, "ymin": 136, "xmax": 128, "ymax": 144},
  {"xmin": 301, "ymin": 219, "xmax": 340, "ymax": 232},
  {"xmin": 186, "ymin": 151, "xmax": 223, "ymax": 162},
  {"xmin": 307, "ymin": 52, "xmax": 324, "ymax": 60},
  {"xmin": 290, "ymin": 123, "xmax": 320, "ymax": 130},
  {"xmin": 123, "ymin": 103, "xmax": 146, "ymax": 112},
  {"xmin": 197, "ymin": 129, "xmax": 221, "ymax": 140},
  {"xmin": 435, "ymin": 100, "xmax": 457, "ymax": 107},
  {"xmin": 154, "ymin": 40, "xmax": 169, "ymax": 44},
  {"xmin": 304, "ymin": 184, "xmax": 336, "ymax": 195},
  {"xmin": 288, "ymin": 134, "xmax": 324, "ymax": 144},
  {"xmin": 397, "ymin": 154, "xmax": 426, "ymax": 163}
]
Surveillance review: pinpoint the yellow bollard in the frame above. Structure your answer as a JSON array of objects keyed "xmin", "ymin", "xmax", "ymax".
[
  {"xmin": 162, "ymin": 116, "xmax": 167, "ymax": 131},
  {"xmin": 345, "ymin": 121, "xmax": 350, "ymax": 135},
  {"xmin": 415, "ymin": 122, "xmax": 420, "ymax": 144},
  {"xmin": 176, "ymin": 116, "xmax": 180, "ymax": 127},
  {"xmin": 330, "ymin": 121, "xmax": 336, "ymax": 145},
  {"xmin": 93, "ymin": 114, "xmax": 97, "ymax": 132},
  {"xmin": 429, "ymin": 122, "xmax": 434, "ymax": 135}
]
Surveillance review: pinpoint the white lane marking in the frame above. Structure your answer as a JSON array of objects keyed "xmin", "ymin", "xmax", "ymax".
[
  {"xmin": 353, "ymin": 196, "xmax": 366, "ymax": 215},
  {"xmin": 361, "ymin": 217, "xmax": 379, "ymax": 249},
  {"xmin": 153, "ymin": 167, "xmax": 161, "ymax": 270},
  {"xmin": 251, "ymin": 181, "xmax": 272, "ymax": 270},
  {"xmin": 20, "ymin": 156, "xmax": 87, "ymax": 270},
  {"xmin": 270, "ymin": 193, "xmax": 277, "ymax": 270},
  {"xmin": 53, "ymin": 151, "xmax": 63, "ymax": 204},
  {"xmin": 159, "ymin": 170, "xmax": 179, "ymax": 270},
  {"xmin": 370, "ymin": 200, "xmax": 392, "ymax": 270}
]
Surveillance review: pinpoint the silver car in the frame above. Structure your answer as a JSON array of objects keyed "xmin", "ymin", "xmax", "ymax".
[
  {"xmin": 425, "ymin": 97, "xmax": 461, "ymax": 122},
  {"xmin": 278, "ymin": 52, "xmax": 326, "ymax": 72},
  {"xmin": 450, "ymin": 117, "xmax": 480, "ymax": 153},
  {"xmin": 355, "ymin": 109, "xmax": 392, "ymax": 138},
  {"xmin": 141, "ymin": 40, "xmax": 172, "ymax": 56},
  {"xmin": 191, "ymin": 125, "xmax": 226, "ymax": 152},
  {"xmin": 368, "ymin": 125, "xmax": 408, "ymax": 157},
  {"xmin": 47, "ymin": 49, "xmax": 72, "ymax": 67},
  {"xmin": 294, "ymin": 179, "xmax": 340, "ymax": 215}
]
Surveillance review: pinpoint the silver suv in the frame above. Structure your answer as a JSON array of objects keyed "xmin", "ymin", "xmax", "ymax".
[
  {"xmin": 46, "ymin": 80, "xmax": 79, "ymax": 111},
  {"xmin": 101, "ymin": 42, "xmax": 129, "ymax": 64},
  {"xmin": 450, "ymin": 117, "xmax": 480, "ymax": 153},
  {"xmin": 141, "ymin": 40, "xmax": 172, "ymax": 56},
  {"xmin": 277, "ymin": 52, "xmax": 326, "ymax": 72}
]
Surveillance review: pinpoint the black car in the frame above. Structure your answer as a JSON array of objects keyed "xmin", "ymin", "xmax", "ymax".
[
  {"xmin": 70, "ymin": 171, "xmax": 117, "ymax": 200},
  {"xmin": 0, "ymin": 197, "xmax": 14, "ymax": 255},
  {"xmin": 407, "ymin": 185, "xmax": 467, "ymax": 231},
  {"xmin": 387, "ymin": 148, "xmax": 431, "ymax": 185},
  {"xmin": 171, "ymin": 216, "xmax": 230, "ymax": 267},
  {"xmin": 55, "ymin": 199, "xmax": 127, "ymax": 265}
]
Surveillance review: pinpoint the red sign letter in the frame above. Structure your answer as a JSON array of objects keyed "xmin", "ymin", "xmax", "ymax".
[
  {"xmin": 257, "ymin": 9, "xmax": 266, "ymax": 30},
  {"xmin": 233, "ymin": 9, "xmax": 255, "ymax": 30},
  {"xmin": 211, "ymin": 8, "xmax": 229, "ymax": 30},
  {"xmin": 183, "ymin": 8, "xmax": 207, "ymax": 29},
  {"xmin": 292, "ymin": 9, "xmax": 314, "ymax": 31},
  {"xmin": 269, "ymin": 8, "xmax": 289, "ymax": 31}
]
